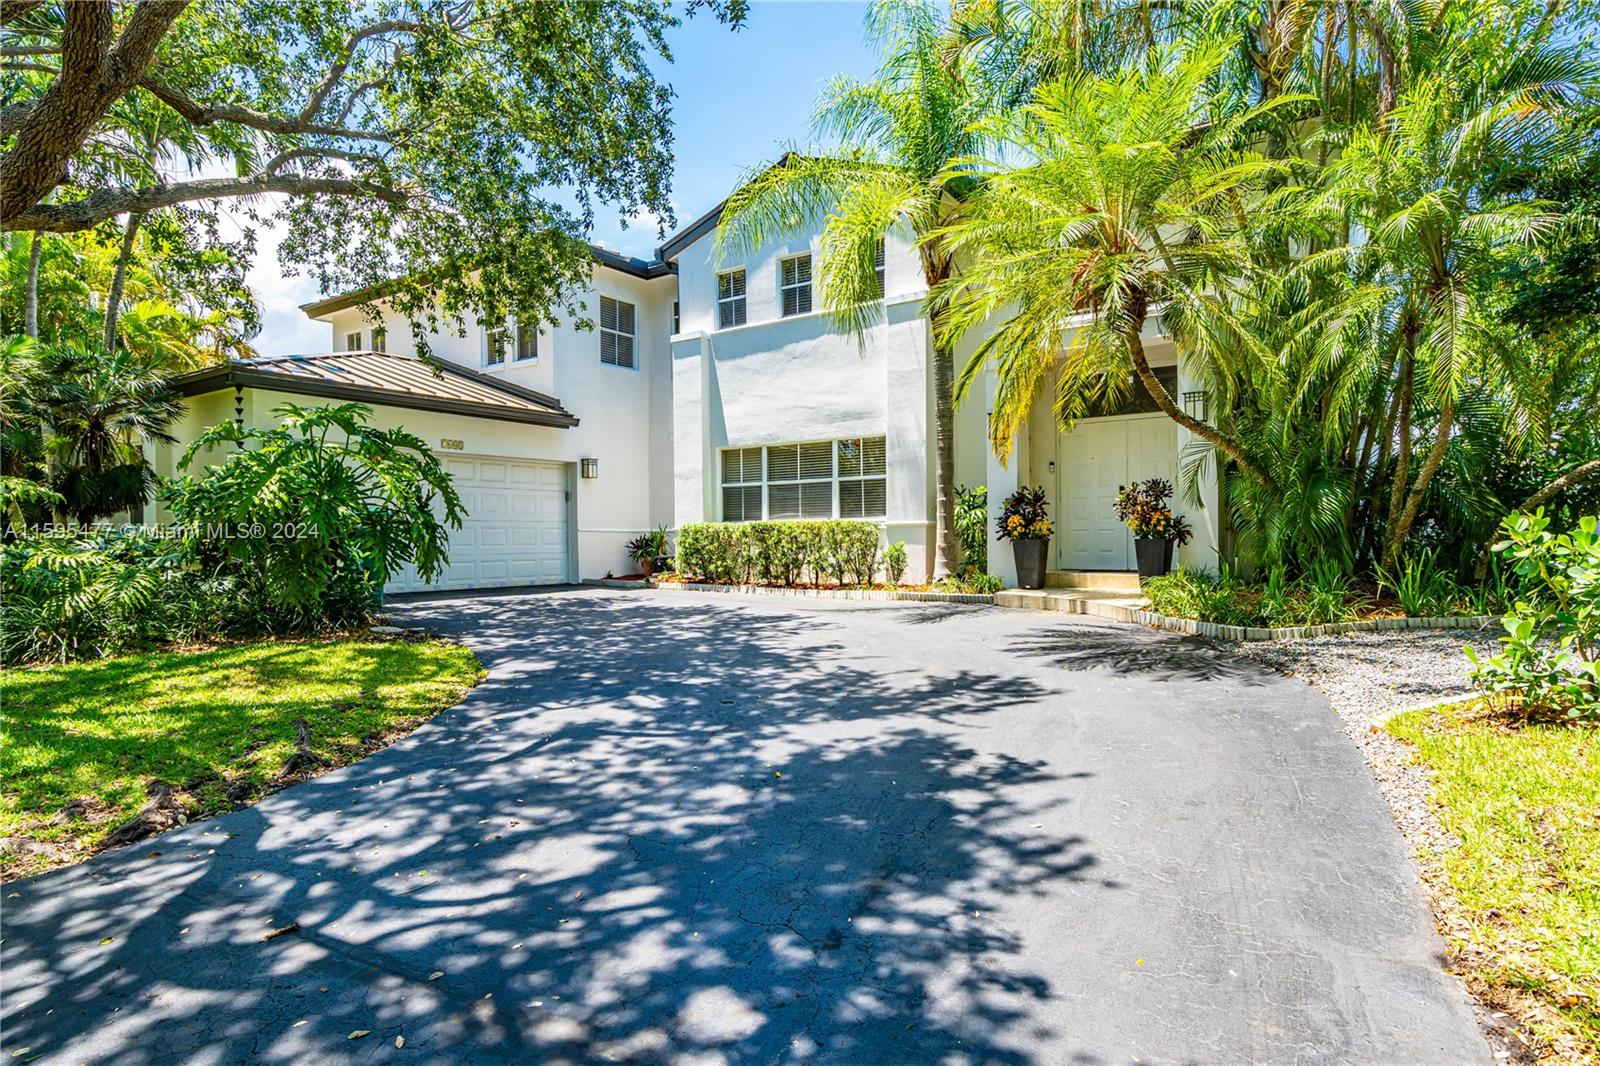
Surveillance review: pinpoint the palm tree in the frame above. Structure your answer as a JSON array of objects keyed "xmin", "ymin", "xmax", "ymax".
[
  {"xmin": 929, "ymin": 39, "xmax": 1305, "ymax": 493},
  {"xmin": 714, "ymin": 0, "xmax": 997, "ymax": 578},
  {"xmin": 1326, "ymin": 47, "xmax": 1594, "ymax": 570},
  {"xmin": 6, "ymin": 344, "xmax": 183, "ymax": 525}
]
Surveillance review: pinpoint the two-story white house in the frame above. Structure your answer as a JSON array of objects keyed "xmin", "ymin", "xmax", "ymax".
[{"xmin": 159, "ymin": 193, "xmax": 1220, "ymax": 592}]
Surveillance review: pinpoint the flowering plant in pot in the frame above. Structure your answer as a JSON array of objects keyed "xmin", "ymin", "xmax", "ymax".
[
  {"xmin": 1113, "ymin": 478, "xmax": 1193, "ymax": 578},
  {"xmin": 997, "ymin": 486, "xmax": 1052, "ymax": 589},
  {"xmin": 625, "ymin": 525, "xmax": 672, "ymax": 577}
]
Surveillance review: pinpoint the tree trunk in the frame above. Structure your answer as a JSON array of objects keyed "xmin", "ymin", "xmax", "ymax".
[
  {"xmin": 1473, "ymin": 458, "xmax": 1600, "ymax": 578},
  {"xmin": 24, "ymin": 230, "xmax": 41, "ymax": 338},
  {"xmin": 102, "ymin": 211, "xmax": 142, "ymax": 353},
  {"xmin": 1384, "ymin": 392, "xmax": 1452, "ymax": 572},
  {"xmin": 921, "ymin": 249, "xmax": 959, "ymax": 580},
  {"xmin": 1381, "ymin": 334, "xmax": 1416, "ymax": 561},
  {"xmin": 1123, "ymin": 318, "xmax": 1276, "ymax": 492}
]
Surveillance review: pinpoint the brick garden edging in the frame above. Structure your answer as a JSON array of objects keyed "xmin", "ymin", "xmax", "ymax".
[
  {"xmin": 1129, "ymin": 608, "xmax": 1498, "ymax": 642},
  {"xmin": 583, "ymin": 577, "xmax": 994, "ymax": 605}
]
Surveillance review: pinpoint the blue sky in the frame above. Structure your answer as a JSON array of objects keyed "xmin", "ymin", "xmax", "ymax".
[{"xmin": 253, "ymin": 1, "xmax": 879, "ymax": 353}]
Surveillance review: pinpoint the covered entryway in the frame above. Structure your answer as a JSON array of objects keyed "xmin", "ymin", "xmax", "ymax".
[
  {"xmin": 1056, "ymin": 413, "xmax": 1177, "ymax": 570},
  {"xmin": 387, "ymin": 456, "xmax": 571, "ymax": 593}
]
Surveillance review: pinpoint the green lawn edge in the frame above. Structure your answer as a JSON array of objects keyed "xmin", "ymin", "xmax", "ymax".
[
  {"xmin": 1, "ymin": 635, "xmax": 485, "ymax": 880},
  {"xmin": 1386, "ymin": 701, "xmax": 1599, "ymax": 1062}
]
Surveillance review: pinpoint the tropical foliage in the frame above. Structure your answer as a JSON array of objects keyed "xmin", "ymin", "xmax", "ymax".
[
  {"xmin": 164, "ymin": 403, "xmax": 463, "ymax": 628},
  {"xmin": 890, "ymin": 0, "xmax": 1600, "ymax": 584},
  {"xmin": 996, "ymin": 486, "xmax": 1051, "ymax": 541},
  {"xmin": 1114, "ymin": 479, "xmax": 1193, "ymax": 544},
  {"xmin": 674, "ymin": 520, "xmax": 885, "ymax": 588}
]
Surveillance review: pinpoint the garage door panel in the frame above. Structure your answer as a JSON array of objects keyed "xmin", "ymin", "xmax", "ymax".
[{"xmin": 386, "ymin": 457, "xmax": 569, "ymax": 594}]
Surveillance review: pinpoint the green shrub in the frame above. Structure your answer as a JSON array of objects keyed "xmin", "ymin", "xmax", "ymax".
[
  {"xmin": 164, "ymin": 403, "xmax": 462, "ymax": 627},
  {"xmin": 1465, "ymin": 511, "xmax": 1599, "ymax": 720},
  {"xmin": 675, "ymin": 522, "xmax": 753, "ymax": 584},
  {"xmin": 674, "ymin": 520, "xmax": 881, "ymax": 587},
  {"xmin": 1378, "ymin": 547, "xmax": 1463, "ymax": 617},
  {"xmin": 884, "ymin": 541, "xmax": 908, "ymax": 585},
  {"xmin": 953, "ymin": 485, "xmax": 988, "ymax": 574},
  {"xmin": 1, "ymin": 528, "xmax": 237, "ymax": 664},
  {"xmin": 1144, "ymin": 564, "xmax": 1361, "ymax": 628}
]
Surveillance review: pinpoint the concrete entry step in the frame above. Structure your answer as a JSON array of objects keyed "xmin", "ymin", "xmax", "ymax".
[
  {"xmin": 995, "ymin": 587, "xmax": 1148, "ymax": 623},
  {"xmin": 1045, "ymin": 569, "xmax": 1142, "ymax": 592}
]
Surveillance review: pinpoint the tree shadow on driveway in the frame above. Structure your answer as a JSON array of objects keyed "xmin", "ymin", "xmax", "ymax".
[{"xmin": 2, "ymin": 591, "xmax": 1112, "ymax": 1064}]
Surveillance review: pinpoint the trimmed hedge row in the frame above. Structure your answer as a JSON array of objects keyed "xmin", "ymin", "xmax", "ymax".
[{"xmin": 676, "ymin": 521, "xmax": 883, "ymax": 587}]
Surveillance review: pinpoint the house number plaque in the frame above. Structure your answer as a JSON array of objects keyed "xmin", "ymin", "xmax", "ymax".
[{"xmin": 440, "ymin": 438, "xmax": 465, "ymax": 450}]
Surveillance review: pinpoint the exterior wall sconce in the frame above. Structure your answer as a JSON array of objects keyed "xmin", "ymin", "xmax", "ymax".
[
  {"xmin": 1181, "ymin": 390, "xmax": 1209, "ymax": 422},
  {"xmin": 580, "ymin": 457, "xmax": 599, "ymax": 479}
]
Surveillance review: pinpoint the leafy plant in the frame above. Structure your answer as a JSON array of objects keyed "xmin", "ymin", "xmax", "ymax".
[
  {"xmin": 1465, "ymin": 510, "xmax": 1599, "ymax": 720},
  {"xmin": 163, "ymin": 403, "xmax": 463, "ymax": 628},
  {"xmin": 952, "ymin": 485, "xmax": 989, "ymax": 574},
  {"xmin": 1378, "ymin": 547, "xmax": 1462, "ymax": 617},
  {"xmin": 673, "ymin": 521, "xmax": 881, "ymax": 587},
  {"xmin": 625, "ymin": 526, "xmax": 671, "ymax": 570},
  {"xmin": 996, "ymin": 486, "xmax": 1050, "ymax": 541},
  {"xmin": 883, "ymin": 541, "xmax": 909, "ymax": 585},
  {"xmin": 1113, "ymin": 478, "xmax": 1193, "ymax": 544}
]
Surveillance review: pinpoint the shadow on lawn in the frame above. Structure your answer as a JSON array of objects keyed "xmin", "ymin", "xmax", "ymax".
[{"xmin": 3, "ymin": 591, "xmax": 1129, "ymax": 1064}]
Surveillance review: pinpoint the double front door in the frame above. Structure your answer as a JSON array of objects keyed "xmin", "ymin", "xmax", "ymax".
[{"xmin": 1056, "ymin": 414, "xmax": 1177, "ymax": 570}]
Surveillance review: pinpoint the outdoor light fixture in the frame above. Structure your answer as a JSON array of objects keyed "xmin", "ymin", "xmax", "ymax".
[
  {"xmin": 580, "ymin": 457, "xmax": 599, "ymax": 479},
  {"xmin": 1181, "ymin": 390, "xmax": 1209, "ymax": 422}
]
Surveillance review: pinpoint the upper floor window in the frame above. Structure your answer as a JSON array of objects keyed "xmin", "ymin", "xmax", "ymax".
[
  {"xmin": 599, "ymin": 296, "xmax": 635, "ymax": 368},
  {"xmin": 516, "ymin": 322, "xmax": 538, "ymax": 361},
  {"xmin": 717, "ymin": 269, "xmax": 747, "ymax": 329},
  {"xmin": 873, "ymin": 238, "xmax": 886, "ymax": 299},
  {"xmin": 371, "ymin": 327, "xmax": 386, "ymax": 353},
  {"xmin": 345, "ymin": 330, "xmax": 362, "ymax": 352},
  {"xmin": 672, "ymin": 300, "xmax": 680, "ymax": 334},
  {"xmin": 780, "ymin": 254, "xmax": 812, "ymax": 317},
  {"xmin": 485, "ymin": 328, "xmax": 506, "ymax": 367}
]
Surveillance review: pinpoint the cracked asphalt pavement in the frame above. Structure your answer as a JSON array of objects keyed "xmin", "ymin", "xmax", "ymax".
[{"xmin": 1, "ymin": 588, "xmax": 1489, "ymax": 1064}]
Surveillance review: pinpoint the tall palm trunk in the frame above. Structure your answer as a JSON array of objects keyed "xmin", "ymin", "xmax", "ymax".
[
  {"xmin": 24, "ymin": 231, "xmax": 41, "ymax": 338},
  {"xmin": 102, "ymin": 212, "xmax": 142, "ymax": 354},
  {"xmin": 1384, "ymin": 393, "xmax": 1452, "ymax": 570},
  {"xmin": 923, "ymin": 249, "xmax": 958, "ymax": 579}
]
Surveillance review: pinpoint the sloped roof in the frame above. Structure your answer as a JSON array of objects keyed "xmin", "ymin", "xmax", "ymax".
[{"xmin": 170, "ymin": 351, "xmax": 579, "ymax": 428}]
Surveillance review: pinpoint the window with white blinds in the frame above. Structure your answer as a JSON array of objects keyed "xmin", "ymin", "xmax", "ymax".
[
  {"xmin": 780, "ymin": 254, "xmax": 812, "ymax": 317},
  {"xmin": 720, "ymin": 447, "xmax": 763, "ymax": 522},
  {"xmin": 718, "ymin": 437, "xmax": 887, "ymax": 521},
  {"xmin": 837, "ymin": 436, "xmax": 887, "ymax": 518},
  {"xmin": 484, "ymin": 329, "xmax": 505, "ymax": 366},
  {"xmin": 717, "ymin": 269, "xmax": 747, "ymax": 328},
  {"xmin": 516, "ymin": 322, "xmax": 537, "ymax": 361},
  {"xmin": 873, "ymin": 238, "xmax": 886, "ymax": 298},
  {"xmin": 599, "ymin": 296, "xmax": 635, "ymax": 368}
]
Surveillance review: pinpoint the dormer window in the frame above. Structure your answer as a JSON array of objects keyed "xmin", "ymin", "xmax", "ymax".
[{"xmin": 780, "ymin": 254, "xmax": 812, "ymax": 317}]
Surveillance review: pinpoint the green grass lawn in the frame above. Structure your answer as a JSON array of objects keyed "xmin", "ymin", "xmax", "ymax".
[
  {"xmin": 1, "ymin": 637, "xmax": 483, "ymax": 879},
  {"xmin": 1388, "ymin": 702, "xmax": 1599, "ymax": 1062}
]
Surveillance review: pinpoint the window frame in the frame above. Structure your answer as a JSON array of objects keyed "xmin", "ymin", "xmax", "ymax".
[
  {"xmin": 836, "ymin": 436, "xmax": 888, "ymax": 520},
  {"xmin": 873, "ymin": 238, "xmax": 886, "ymax": 299},
  {"xmin": 599, "ymin": 295, "xmax": 636, "ymax": 369},
  {"xmin": 345, "ymin": 330, "xmax": 362, "ymax": 352},
  {"xmin": 717, "ymin": 268, "xmax": 747, "ymax": 329},
  {"xmin": 515, "ymin": 321, "xmax": 538, "ymax": 362},
  {"xmin": 779, "ymin": 253, "xmax": 813, "ymax": 317},
  {"xmin": 717, "ymin": 436, "xmax": 888, "ymax": 522}
]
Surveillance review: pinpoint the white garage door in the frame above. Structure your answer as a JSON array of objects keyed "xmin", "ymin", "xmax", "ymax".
[
  {"xmin": 387, "ymin": 456, "xmax": 570, "ymax": 593},
  {"xmin": 1057, "ymin": 414, "xmax": 1177, "ymax": 571}
]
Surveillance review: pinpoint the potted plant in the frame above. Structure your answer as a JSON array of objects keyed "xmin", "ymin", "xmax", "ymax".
[
  {"xmin": 997, "ymin": 486, "xmax": 1052, "ymax": 589},
  {"xmin": 625, "ymin": 525, "xmax": 671, "ymax": 577},
  {"xmin": 1113, "ymin": 478, "xmax": 1193, "ymax": 579}
]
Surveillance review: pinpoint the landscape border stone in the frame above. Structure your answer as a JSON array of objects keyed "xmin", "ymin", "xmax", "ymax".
[{"xmin": 582, "ymin": 577, "xmax": 994, "ymax": 605}]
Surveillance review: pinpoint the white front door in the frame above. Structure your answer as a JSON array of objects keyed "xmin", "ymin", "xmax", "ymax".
[
  {"xmin": 1056, "ymin": 414, "xmax": 1177, "ymax": 570},
  {"xmin": 386, "ymin": 456, "xmax": 571, "ymax": 593}
]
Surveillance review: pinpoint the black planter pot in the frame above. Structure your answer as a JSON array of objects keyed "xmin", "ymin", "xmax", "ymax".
[
  {"xmin": 1012, "ymin": 538, "xmax": 1048, "ymax": 589},
  {"xmin": 1134, "ymin": 537, "xmax": 1173, "ymax": 579}
]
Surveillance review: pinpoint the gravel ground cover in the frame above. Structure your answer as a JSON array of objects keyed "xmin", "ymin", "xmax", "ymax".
[{"xmin": 1236, "ymin": 626, "xmax": 1559, "ymax": 1064}]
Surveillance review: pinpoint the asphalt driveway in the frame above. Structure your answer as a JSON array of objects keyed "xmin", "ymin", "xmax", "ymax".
[{"xmin": 1, "ymin": 588, "xmax": 1487, "ymax": 1064}]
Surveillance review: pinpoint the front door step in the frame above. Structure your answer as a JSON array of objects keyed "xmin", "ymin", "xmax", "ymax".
[
  {"xmin": 1045, "ymin": 570, "xmax": 1142, "ymax": 592},
  {"xmin": 994, "ymin": 587, "xmax": 1148, "ymax": 621}
]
